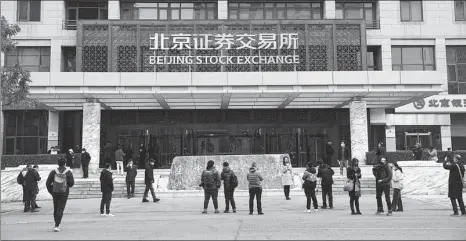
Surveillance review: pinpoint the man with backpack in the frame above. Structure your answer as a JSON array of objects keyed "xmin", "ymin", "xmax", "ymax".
[
  {"xmin": 100, "ymin": 163, "xmax": 114, "ymax": 217},
  {"xmin": 46, "ymin": 158, "xmax": 75, "ymax": 232},
  {"xmin": 221, "ymin": 162, "xmax": 237, "ymax": 213}
]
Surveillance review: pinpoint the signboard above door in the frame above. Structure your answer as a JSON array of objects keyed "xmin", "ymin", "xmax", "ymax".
[{"xmin": 396, "ymin": 94, "xmax": 466, "ymax": 113}]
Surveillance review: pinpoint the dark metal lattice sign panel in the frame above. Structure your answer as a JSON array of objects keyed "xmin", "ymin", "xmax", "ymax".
[{"xmin": 76, "ymin": 20, "xmax": 366, "ymax": 72}]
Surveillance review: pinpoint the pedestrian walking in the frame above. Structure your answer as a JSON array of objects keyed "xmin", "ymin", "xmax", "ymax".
[
  {"xmin": 65, "ymin": 149, "xmax": 74, "ymax": 168},
  {"xmin": 142, "ymin": 159, "xmax": 160, "ymax": 203},
  {"xmin": 281, "ymin": 156, "xmax": 293, "ymax": 200},
  {"xmin": 302, "ymin": 162, "xmax": 318, "ymax": 213},
  {"xmin": 247, "ymin": 162, "xmax": 264, "ymax": 215},
  {"xmin": 317, "ymin": 163, "xmax": 334, "ymax": 209},
  {"xmin": 372, "ymin": 158, "xmax": 393, "ymax": 216},
  {"xmin": 325, "ymin": 141, "xmax": 335, "ymax": 166},
  {"xmin": 115, "ymin": 145, "xmax": 126, "ymax": 175},
  {"xmin": 125, "ymin": 160, "xmax": 138, "ymax": 199},
  {"xmin": 100, "ymin": 163, "xmax": 114, "ymax": 217},
  {"xmin": 347, "ymin": 158, "xmax": 362, "ymax": 215},
  {"xmin": 443, "ymin": 153, "xmax": 465, "ymax": 216},
  {"xmin": 17, "ymin": 165, "xmax": 29, "ymax": 211},
  {"xmin": 391, "ymin": 162, "xmax": 404, "ymax": 212},
  {"xmin": 200, "ymin": 160, "xmax": 221, "ymax": 214},
  {"xmin": 221, "ymin": 162, "xmax": 238, "ymax": 213},
  {"xmin": 81, "ymin": 148, "xmax": 91, "ymax": 178},
  {"xmin": 338, "ymin": 141, "xmax": 349, "ymax": 177},
  {"xmin": 46, "ymin": 158, "xmax": 75, "ymax": 232},
  {"xmin": 32, "ymin": 165, "xmax": 41, "ymax": 209}
]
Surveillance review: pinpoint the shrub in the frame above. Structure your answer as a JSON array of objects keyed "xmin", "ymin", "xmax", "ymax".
[
  {"xmin": 1, "ymin": 154, "xmax": 82, "ymax": 170},
  {"xmin": 365, "ymin": 150, "xmax": 414, "ymax": 165}
]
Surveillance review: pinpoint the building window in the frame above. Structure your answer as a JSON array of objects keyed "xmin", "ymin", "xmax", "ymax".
[
  {"xmin": 62, "ymin": 47, "xmax": 76, "ymax": 72},
  {"xmin": 367, "ymin": 46, "xmax": 382, "ymax": 71},
  {"xmin": 3, "ymin": 111, "xmax": 49, "ymax": 155},
  {"xmin": 5, "ymin": 47, "xmax": 51, "ymax": 72},
  {"xmin": 447, "ymin": 46, "xmax": 466, "ymax": 94},
  {"xmin": 121, "ymin": 2, "xmax": 217, "ymax": 20},
  {"xmin": 17, "ymin": 0, "xmax": 41, "ymax": 21},
  {"xmin": 391, "ymin": 46, "xmax": 435, "ymax": 71},
  {"xmin": 229, "ymin": 2, "xmax": 323, "ymax": 20},
  {"xmin": 64, "ymin": 0, "xmax": 108, "ymax": 30},
  {"xmin": 400, "ymin": 0, "xmax": 423, "ymax": 22},
  {"xmin": 455, "ymin": 1, "xmax": 466, "ymax": 21}
]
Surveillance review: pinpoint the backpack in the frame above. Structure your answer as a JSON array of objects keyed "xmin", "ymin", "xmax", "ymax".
[
  {"xmin": 308, "ymin": 173, "xmax": 317, "ymax": 182},
  {"xmin": 230, "ymin": 173, "xmax": 238, "ymax": 188},
  {"xmin": 203, "ymin": 170, "xmax": 220, "ymax": 189},
  {"xmin": 53, "ymin": 168, "xmax": 69, "ymax": 193}
]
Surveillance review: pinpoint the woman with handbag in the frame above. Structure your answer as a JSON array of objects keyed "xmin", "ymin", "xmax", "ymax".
[
  {"xmin": 346, "ymin": 158, "xmax": 362, "ymax": 215},
  {"xmin": 302, "ymin": 162, "xmax": 319, "ymax": 213},
  {"xmin": 391, "ymin": 162, "xmax": 404, "ymax": 212},
  {"xmin": 281, "ymin": 156, "xmax": 293, "ymax": 200}
]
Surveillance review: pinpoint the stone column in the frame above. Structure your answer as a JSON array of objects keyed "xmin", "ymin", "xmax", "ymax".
[
  {"xmin": 349, "ymin": 101, "xmax": 369, "ymax": 165},
  {"xmin": 218, "ymin": 0, "xmax": 228, "ymax": 19},
  {"xmin": 50, "ymin": 40, "xmax": 62, "ymax": 72},
  {"xmin": 47, "ymin": 111, "xmax": 60, "ymax": 149},
  {"xmin": 385, "ymin": 125, "xmax": 396, "ymax": 152},
  {"xmin": 108, "ymin": 0, "xmax": 120, "ymax": 20},
  {"xmin": 441, "ymin": 125, "xmax": 452, "ymax": 151},
  {"xmin": 82, "ymin": 102, "xmax": 101, "ymax": 173},
  {"xmin": 324, "ymin": 0, "xmax": 336, "ymax": 19}
]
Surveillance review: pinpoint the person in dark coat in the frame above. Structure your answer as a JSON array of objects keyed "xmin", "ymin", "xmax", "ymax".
[
  {"xmin": 103, "ymin": 141, "xmax": 114, "ymax": 165},
  {"xmin": 139, "ymin": 144, "xmax": 147, "ymax": 169},
  {"xmin": 443, "ymin": 153, "xmax": 465, "ymax": 216},
  {"xmin": 347, "ymin": 158, "xmax": 362, "ymax": 215},
  {"xmin": 142, "ymin": 159, "xmax": 160, "ymax": 203},
  {"xmin": 46, "ymin": 158, "xmax": 75, "ymax": 232},
  {"xmin": 412, "ymin": 143, "xmax": 423, "ymax": 160},
  {"xmin": 100, "ymin": 163, "xmax": 114, "ymax": 217},
  {"xmin": 17, "ymin": 165, "xmax": 29, "ymax": 208},
  {"xmin": 221, "ymin": 162, "xmax": 237, "ymax": 213},
  {"xmin": 17, "ymin": 164, "xmax": 41, "ymax": 212},
  {"xmin": 302, "ymin": 162, "xmax": 318, "ymax": 212},
  {"xmin": 376, "ymin": 142, "xmax": 386, "ymax": 161},
  {"xmin": 65, "ymin": 149, "xmax": 74, "ymax": 168},
  {"xmin": 372, "ymin": 158, "xmax": 393, "ymax": 216},
  {"xmin": 200, "ymin": 160, "xmax": 221, "ymax": 214},
  {"xmin": 32, "ymin": 165, "xmax": 41, "ymax": 209},
  {"xmin": 125, "ymin": 160, "xmax": 138, "ymax": 199},
  {"xmin": 317, "ymin": 163, "xmax": 334, "ymax": 209},
  {"xmin": 81, "ymin": 148, "xmax": 91, "ymax": 178},
  {"xmin": 325, "ymin": 141, "xmax": 334, "ymax": 167}
]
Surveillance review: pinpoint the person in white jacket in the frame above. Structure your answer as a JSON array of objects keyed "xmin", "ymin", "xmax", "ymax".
[{"xmin": 391, "ymin": 162, "xmax": 404, "ymax": 212}]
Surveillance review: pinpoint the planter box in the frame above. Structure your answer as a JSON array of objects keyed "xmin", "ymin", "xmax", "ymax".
[{"xmin": 1, "ymin": 154, "xmax": 82, "ymax": 170}]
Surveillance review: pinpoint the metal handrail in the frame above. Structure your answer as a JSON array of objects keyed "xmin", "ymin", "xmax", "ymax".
[
  {"xmin": 63, "ymin": 20, "xmax": 77, "ymax": 30},
  {"xmin": 366, "ymin": 19, "xmax": 380, "ymax": 30}
]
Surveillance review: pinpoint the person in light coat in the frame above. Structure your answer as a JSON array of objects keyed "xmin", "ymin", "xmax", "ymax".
[
  {"xmin": 281, "ymin": 156, "xmax": 293, "ymax": 200},
  {"xmin": 391, "ymin": 162, "xmax": 404, "ymax": 212}
]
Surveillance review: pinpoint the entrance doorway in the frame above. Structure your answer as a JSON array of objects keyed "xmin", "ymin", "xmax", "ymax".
[{"xmin": 404, "ymin": 132, "xmax": 432, "ymax": 150}]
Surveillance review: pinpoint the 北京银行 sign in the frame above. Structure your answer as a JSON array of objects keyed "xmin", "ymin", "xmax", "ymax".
[
  {"xmin": 396, "ymin": 94, "xmax": 466, "ymax": 113},
  {"xmin": 149, "ymin": 33, "xmax": 300, "ymax": 65}
]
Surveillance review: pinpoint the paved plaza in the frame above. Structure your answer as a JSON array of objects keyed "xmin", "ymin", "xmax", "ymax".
[{"xmin": 1, "ymin": 195, "xmax": 465, "ymax": 240}]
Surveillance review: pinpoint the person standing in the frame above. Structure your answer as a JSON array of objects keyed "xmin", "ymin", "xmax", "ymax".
[
  {"xmin": 376, "ymin": 142, "xmax": 386, "ymax": 162},
  {"xmin": 338, "ymin": 141, "xmax": 349, "ymax": 177},
  {"xmin": 17, "ymin": 165, "xmax": 30, "ymax": 211},
  {"xmin": 427, "ymin": 146, "xmax": 438, "ymax": 162},
  {"xmin": 443, "ymin": 153, "xmax": 465, "ymax": 216},
  {"xmin": 302, "ymin": 162, "xmax": 318, "ymax": 213},
  {"xmin": 100, "ymin": 163, "xmax": 114, "ymax": 217},
  {"xmin": 32, "ymin": 165, "xmax": 41, "ymax": 209},
  {"xmin": 142, "ymin": 159, "xmax": 160, "ymax": 203},
  {"xmin": 200, "ymin": 160, "xmax": 221, "ymax": 214},
  {"xmin": 115, "ymin": 145, "xmax": 126, "ymax": 175},
  {"xmin": 281, "ymin": 156, "xmax": 293, "ymax": 200},
  {"xmin": 125, "ymin": 160, "xmax": 138, "ymax": 199},
  {"xmin": 413, "ymin": 143, "xmax": 423, "ymax": 160},
  {"xmin": 347, "ymin": 158, "xmax": 362, "ymax": 215},
  {"xmin": 81, "ymin": 148, "xmax": 91, "ymax": 179},
  {"xmin": 317, "ymin": 163, "xmax": 334, "ymax": 209},
  {"xmin": 139, "ymin": 144, "xmax": 147, "ymax": 169},
  {"xmin": 65, "ymin": 149, "xmax": 74, "ymax": 168},
  {"xmin": 391, "ymin": 162, "xmax": 404, "ymax": 212},
  {"xmin": 221, "ymin": 162, "xmax": 237, "ymax": 213},
  {"xmin": 325, "ymin": 141, "xmax": 334, "ymax": 167},
  {"xmin": 247, "ymin": 162, "xmax": 264, "ymax": 215},
  {"xmin": 372, "ymin": 158, "xmax": 393, "ymax": 216},
  {"xmin": 103, "ymin": 141, "xmax": 114, "ymax": 166},
  {"xmin": 46, "ymin": 158, "xmax": 75, "ymax": 232},
  {"xmin": 19, "ymin": 164, "xmax": 41, "ymax": 212},
  {"xmin": 48, "ymin": 147, "xmax": 58, "ymax": 155}
]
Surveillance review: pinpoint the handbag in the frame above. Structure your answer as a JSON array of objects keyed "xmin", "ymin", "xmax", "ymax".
[
  {"xmin": 344, "ymin": 179, "xmax": 354, "ymax": 192},
  {"xmin": 455, "ymin": 163, "xmax": 466, "ymax": 186}
]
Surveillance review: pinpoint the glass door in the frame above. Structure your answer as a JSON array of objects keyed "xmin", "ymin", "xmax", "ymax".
[{"xmin": 404, "ymin": 132, "xmax": 432, "ymax": 150}]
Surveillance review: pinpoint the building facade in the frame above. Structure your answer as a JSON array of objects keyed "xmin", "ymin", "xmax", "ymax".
[{"xmin": 2, "ymin": 0, "xmax": 465, "ymax": 170}]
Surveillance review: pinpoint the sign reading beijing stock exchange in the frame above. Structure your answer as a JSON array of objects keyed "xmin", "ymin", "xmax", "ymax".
[{"xmin": 149, "ymin": 33, "xmax": 299, "ymax": 65}]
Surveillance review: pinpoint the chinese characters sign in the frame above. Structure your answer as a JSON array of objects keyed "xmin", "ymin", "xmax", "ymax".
[
  {"xmin": 396, "ymin": 95, "xmax": 466, "ymax": 113},
  {"xmin": 148, "ymin": 33, "xmax": 300, "ymax": 65}
]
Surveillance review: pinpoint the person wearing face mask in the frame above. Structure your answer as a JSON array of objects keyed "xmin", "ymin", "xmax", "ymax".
[
  {"xmin": 142, "ymin": 159, "xmax": 160, "ymax": 203},
  {"xmin": 281, "ymin": 156, "xmax": 293, "ymax": 200},
  {"xmin": 338, "ymin": 141, "xmax": 349, "ymax": 177},
  {"xmin": 443, "ymin": 153, "xmax": 465, "ymax": 216},
  {"xmin": 125, "ymin": 160, "xmax": 138, "ymax": 199},
  {"xmin": 81, "ymin": 148, "xmax": 91, "ymax": 179},
  {"xmin": 372, "ymin": 158, "xmax": 393, "ymax": 216}
]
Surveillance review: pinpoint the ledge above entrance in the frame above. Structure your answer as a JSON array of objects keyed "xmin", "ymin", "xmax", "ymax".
[{"xmin": 28, "ymin": 71, "xmax": 443, "ymax": 110}]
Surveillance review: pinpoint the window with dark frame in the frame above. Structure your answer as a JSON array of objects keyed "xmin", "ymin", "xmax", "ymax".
[
  {"xmin": 391, "ymin": 46, "xmax": 435, "ymax": 71},
  {"xmin": 17, "ymin": 0, "xmax": 41, "ymax": 21},
  {"xmin": 5, "ymin": 47, "xmax": 51, "ymax": 72},
  {"xmin": 446, "ymin": 46, "xmax": 466, "ymax": 94},
  {"xmin": 400, "ymin": 0, "xmax": 423, "ymax": 22},
  {"xmin": 367, "ymin": 46, "xmax": 382, "ymax": 71},
  {"xmin": 120, "ymin": 2, "xmax": 217, "ymax": 20},
  {"xmin": 335, "ymin": 1, "xmax": 376, "ymax": 20},
  {"xmin": 228, "ymin": 1, "xmax": 323, "ymax": 20},
  {"xmin": 455, "ymin": 0, "xmax": 466, "ymax": 21}
]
